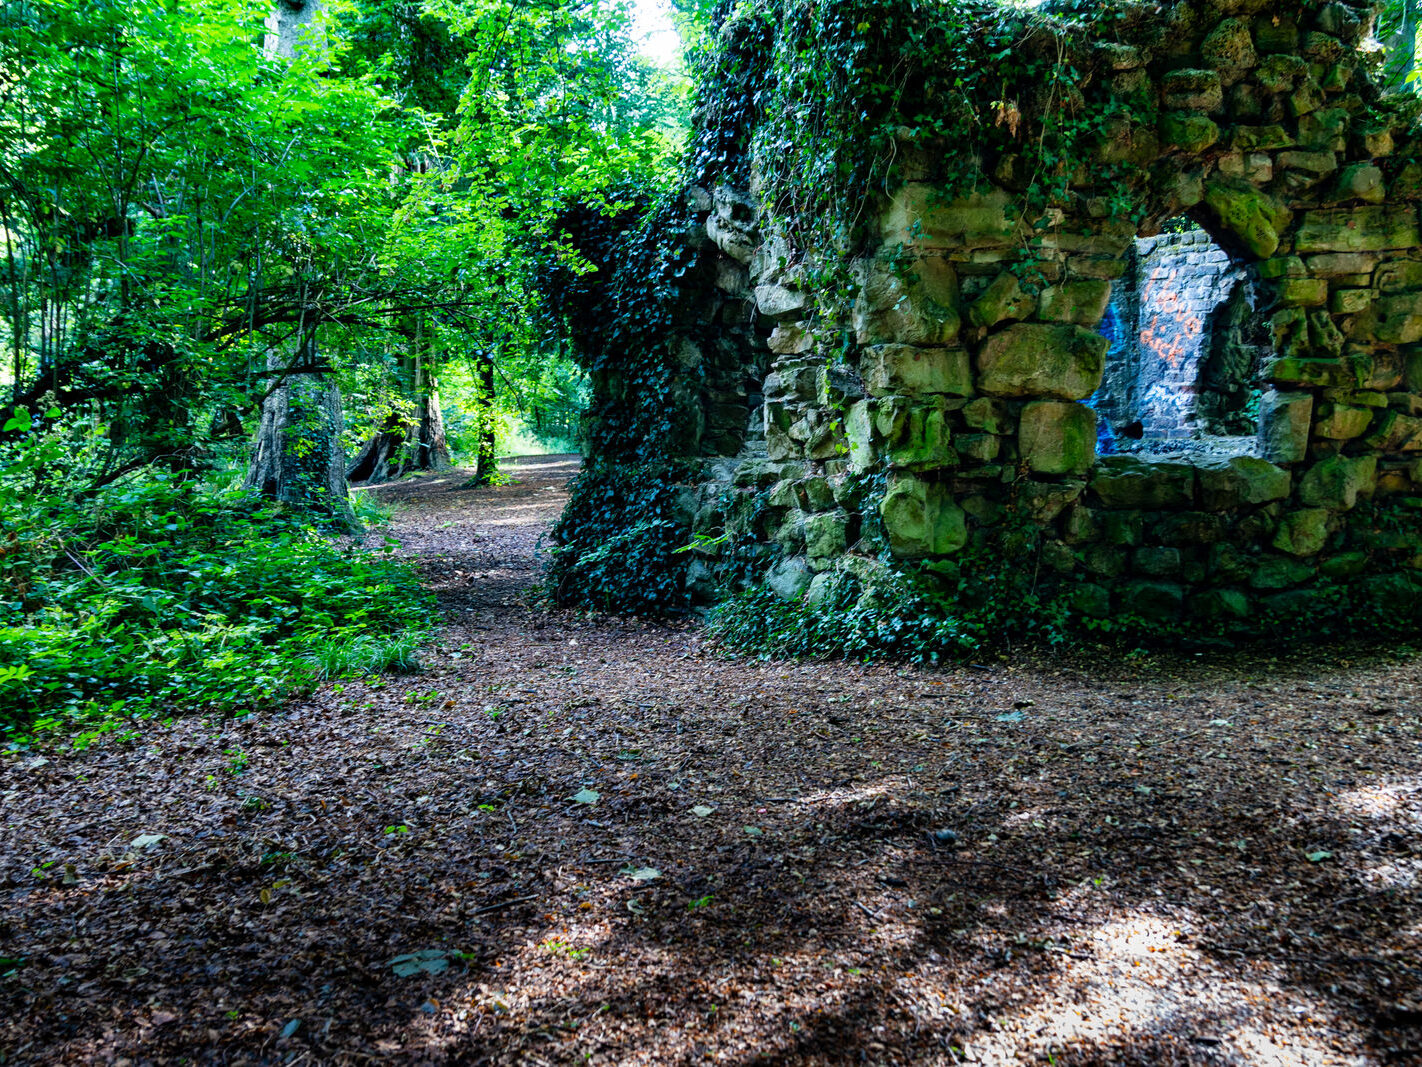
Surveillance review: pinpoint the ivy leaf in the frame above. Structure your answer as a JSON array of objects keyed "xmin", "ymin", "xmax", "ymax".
[
  {"xmin": 571, "ymin": 788, "xmax": 600, "ymax": 805},
  {"xmin": 690, "ymin": 804, "xmax": 715, "ymax": 817}
]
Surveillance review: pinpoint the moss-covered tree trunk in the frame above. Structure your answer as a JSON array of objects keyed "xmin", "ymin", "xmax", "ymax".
[{"xmin": 247, "ymin": 336, "xmax": 356, "ymax": 528}]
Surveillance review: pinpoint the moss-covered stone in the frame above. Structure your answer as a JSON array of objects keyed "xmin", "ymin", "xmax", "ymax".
[
  {"xmin": 962, "ymin": 396, "xmax": 1012, "ymax": 433},
  {"xmin": 878, "ymin": 475, "xmax": 967, "ymax": 558},
  {"xmin": 1091, "ymin": 456, "xmax": 1195, "ymax": 508},
  {"xmin": 1260, "ymin": 390, "xmax": 1314, "ymax": 463},
  {"xmin": 1018, "ymin": 401, "xmax": 1097, "ymax": 476},
  {"xmin": 1298, "ymin": 454, "xmax": 1377, "ymax": 510},
  {"xmin": 976, "ymin": 323, "xmax": 1107, "ymax": 400},
  {"xmin": 967, "ymin": 271, "xmax": 1034, "ymax": 328},
  {"xmin": 1249, "ymin": 555, "xmax": 1314, "ymax": 590},
  {"xmin": 1203, "ymin": 179, "xmax": 1292, "ymax": 258},
  {"xmin": 1161, "ymin": 112, "xmax": 1220, "ymax": 153},
  {"xmin": 1162, "ymin": 69, "xmax": 1223, "ymax": 111},
  {"xmin": 1189, "ymin": 587, "xmax": 1250, "ymax": 619},
  {"xmin": 1272, "ymin": 508, "xmax": 1332, "ymax": 556},
  {"xmin": 1070, "ymin": 582, "xmax": 1111, "ymax": 618},
  {"xmin": 1134, "ymin": 546, "xmax": 1181, "ymax": 577},
  {"xmin": 804, "ymin": 510, "xmax": 849, "ymax": 563},
  {"xmin": 1036, "ymin": 280, "xmax": 1113, "ymax": 326},
  {"xmin": 862, "ymin": 344, "xmax": 973, "ymax": 397},
  {"xmin": 1119, "ymin": 580, "xmax": 1185, "ymax": 620},
  {"xmin": 1295, "ymin": 205, "xmax": 1421, "ymax": 253},
  {"xmin": 1197, "ymin": 456, "xmax": 1292, "ymax": 509}
]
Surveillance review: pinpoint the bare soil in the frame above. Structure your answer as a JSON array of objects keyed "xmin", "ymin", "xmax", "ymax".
[{"xmin": 2, "ymin": 455, "xmax": 1420, "ymax": 1065}]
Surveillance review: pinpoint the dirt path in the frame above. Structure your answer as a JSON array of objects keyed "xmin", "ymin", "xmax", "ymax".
[{"xmin": 2, "ymin": 457, "xmax": 1421, "ymax": 1065}]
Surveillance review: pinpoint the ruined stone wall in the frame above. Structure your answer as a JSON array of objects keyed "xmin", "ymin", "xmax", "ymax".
[{"xmin": 584, "ymin": 0, "xmax": 1422, "ymax": 632}]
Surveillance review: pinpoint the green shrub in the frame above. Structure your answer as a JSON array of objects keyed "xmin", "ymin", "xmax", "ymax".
[{"xmin": 1, "ymin": 420, "xmax": 430, "ymax": 744}]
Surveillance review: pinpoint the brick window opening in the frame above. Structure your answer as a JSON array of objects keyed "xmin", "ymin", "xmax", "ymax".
[{"xmin": 1090, "ymin": 223, "xmax": 1268, "ymax": 457}]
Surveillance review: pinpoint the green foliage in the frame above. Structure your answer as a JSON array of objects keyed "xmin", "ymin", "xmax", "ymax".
[
  {"xmin": 691, "ymin": 0, "xmax": 1148, "ymax": 259},
  {"xmin": 547, "ymin": 461, "xmax": 695, "ymax": 614},
  {"xmin": 0, "ymin": 418, "xmax": 429, "ymax": 744}
]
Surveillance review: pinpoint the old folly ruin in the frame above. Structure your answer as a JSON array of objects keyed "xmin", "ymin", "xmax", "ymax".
[{"xmin": 582, "ymin": 0, "xmax": 1422, "ymax": 628}]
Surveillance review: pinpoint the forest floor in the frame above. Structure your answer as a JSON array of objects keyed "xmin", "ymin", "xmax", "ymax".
[{"xmin": 2, "ymin": 455, "xmax": 1422, "ymax": 1066}]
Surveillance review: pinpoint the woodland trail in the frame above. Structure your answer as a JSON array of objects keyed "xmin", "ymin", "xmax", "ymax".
[{"xmin": 2, "ymin": 457, "xmax": 1421, "ymax": 1065}]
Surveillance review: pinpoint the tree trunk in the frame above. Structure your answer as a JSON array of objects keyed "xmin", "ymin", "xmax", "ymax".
[
  {"xmin": 347, "ymin": 316, "xmax": 449, "ymax": 484},
  {"xmin": 471, "ymin": 349, "xmax": 498, "ymax": 484},
  {"xmin": 247, "ymin": 337, "xmax": 357, "ymax": 528}
]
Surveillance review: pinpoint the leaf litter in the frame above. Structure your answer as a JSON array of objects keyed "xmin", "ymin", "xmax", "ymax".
[{"xmin": 0, "ymin": 454, "xmax": 1418, "ymax": 1064}]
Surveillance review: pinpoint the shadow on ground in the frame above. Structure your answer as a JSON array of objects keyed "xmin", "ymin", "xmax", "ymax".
[{"xmin": 1, "ymin": 456, "xmax": 1418, "ymax": 1065}]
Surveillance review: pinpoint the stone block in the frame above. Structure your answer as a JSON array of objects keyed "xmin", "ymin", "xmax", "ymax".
[
  {"xmin": 1250, "ymin": 555, "xmax": 1316, "ymax": 590},
  {"xmin": 1260, "ymin": 390, "xmax": 1314, "ymax": 463},
  {"xmin": 886, "ymin": 404, "xmax": 956, "ymax": 470},
  {"xmin": 1299, "ymin": 107, "xmax": 1349, "ymax": 151},
  {"xmin": 1070, "ymin": 582, "xmax": 1111, "ymax": 618},
  {"xmin": 1267, "ymin": 357, "xmax": 1350, "ymax": 387},
  {"xmin": 1320, "ymin": 550, "xmax": 1369, "ymax": 579},
  {"xmin": 1201, "ymin": 17, "xmax": 1255, "ymax": 80},
  {"xmin": 1307, "ymin": 252, "xmax": 1379, "ymax": 277},
  {"xmin": 962, "ymin": 397, "xmax": 1012, "ymax": 433},
  {"xmin": 878, "ymin": 475, "xmax": 967, "ymax": 558},
  {"xmin": 1313, "ymin": 403, "xmax": 1375, "ymax": 439},
  {"xmin": 804, "ymin": 510, "xmax": 849, "ymax": 562},
  {"xmin": 1209, "ymin": 543, "xmax": 1252, "ymax": 584},
  {"xmin": 880, "ymin": 185, "xmax": 1021, "ymax": 251},
  {"xmin": 1162, "ymin": 69, "xmax": 1222, "ymax": 111},
  {"xmin": 1230, "ymin": 124, "xmax": 1294, "ymax": 151},
  {"xmin": 766, "ymin": 556, "xmax": 813, "ymax": 600},
  {"xmin": 1331, "ymin": 164, "xmax": 1385, "ymax": 204},
  {"xmin": 754, "ymin": 283, "xmax": 808, "ymax": 321},
  {"xmin": 1155, "ymin": 512, "xmax": 1226, "ymax": 547},
  {"xmin": 1036, "ymin": 280, "xmax": 1112, "ymax": 326},
  {"xmin": 1197, "ymin": 456, "xmax": 1292, "ymax": 509},
  {"xmin": 967, "ymin": 271, "xmax": 1034, "ymax": 328},
  {"xmin": 1134, "ymin": 546, "xmax": 1181, "ymax": 577},
  {"xmin": 1298, "ymin": 454, "xmax": 1377, "ymax": 510},
  {"xmin": 1253, "ymin": 14, "xmax": 1298, "ymax": 53},
  {"xmin": 1272, "ymin": 508, "xmax": 1332, "ymax": 556},
  {"xmin": 1119, "ymin": 580, "xmax": 1185, "ymax": 621},
  {"xmin": 1161, "ymin": 112, "xmax": 1220, "ymax": 153},
  {"xmin": 1202, "ymin": 180, "xmax": 1292, "ymax": 259},
  {"xmin": 956, "ymin": 433, "xmax": 999, "ymax": 462},
  {"xmin": 1277, "ymin": 278, "xmax": 1329, "ymax": 307},
  {"xmin": 976, "ymin": 323, "xmax": 1108, "ymax": 400},
  {"xmin": 1330, "ymin": 289, "xmax": 1373, "ymax": 315},
  {"xmin": 1083, "ymin": 544, "xmax": 1127, "ymax": 578},
  {"xmin": 1361, "ymin": 292, "xmax": 1422, "ymax": 344},
  {"xmin": 1100, "ymin": 510, "xmax": 1143, "ymax": 547},
  {"xmin": 1090, "ymin": 455, "xmax": 1195, "ymax": 508},
  {"xmin": 1190, "ymin": 588, "xmax": 1251, "ymax": 620},
  {"xmin": 862, "ymin": 344, "xmax": 973, "ymax": 397},
  {"xmin": 1295, "ymin": 206, "xmax": 1421, "ymax": 253},
  {"xmin": 1019, "ymin": 401, "xmax": 1097, "ymax": 476},
  {"xmin": 768, "ymin": 324, "xmax": 813, "ymax": 355},
  {"xmin": 1364, "ymin": 409, "xmax": 1422, "ymax": 451},
  {"xmin": 1018, "ymin": 479, "xmax": 1085, "ymax": 523}
]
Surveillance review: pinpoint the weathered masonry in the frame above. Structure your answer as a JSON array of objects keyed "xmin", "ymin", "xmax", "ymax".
[{"xmin": 579, "ymin": 0, "xmax": 1422, "ymax": 631}]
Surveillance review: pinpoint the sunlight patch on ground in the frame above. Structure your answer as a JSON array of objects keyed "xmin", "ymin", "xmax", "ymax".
[{"xmin": 944, "ymin": 908, "xmax": 1373, "ymax": 1066}]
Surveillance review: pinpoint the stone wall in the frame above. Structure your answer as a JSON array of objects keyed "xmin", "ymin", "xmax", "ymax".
[{"xmin": 582, "ymin": 0, "xmax": 1422, "ymax": 631}]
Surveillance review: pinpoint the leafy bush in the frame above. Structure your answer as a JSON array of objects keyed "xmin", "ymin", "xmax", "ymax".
[{"xmin": 1, "ymin": 420, "xmax": 430, "ymax": 744}]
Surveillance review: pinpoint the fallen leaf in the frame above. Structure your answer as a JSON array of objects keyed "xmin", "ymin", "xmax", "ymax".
[{"xmin": 571, "ymin": 788, "xmax": 600, "ymax": 805}]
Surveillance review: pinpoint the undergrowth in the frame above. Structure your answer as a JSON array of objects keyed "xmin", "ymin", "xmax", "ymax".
[
  {"xmin": 546, "ymin": 460, "xmax": 695, "ymax": 615},
  {"xmin": 1, "ymin": 420, "xmax": 430, "ymax": 747}
]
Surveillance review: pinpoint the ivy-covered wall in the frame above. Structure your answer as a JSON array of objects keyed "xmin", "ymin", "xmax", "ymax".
[{"xmin": 565, "ymin": 0, "xmax": 1422, "ymax": 637}]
